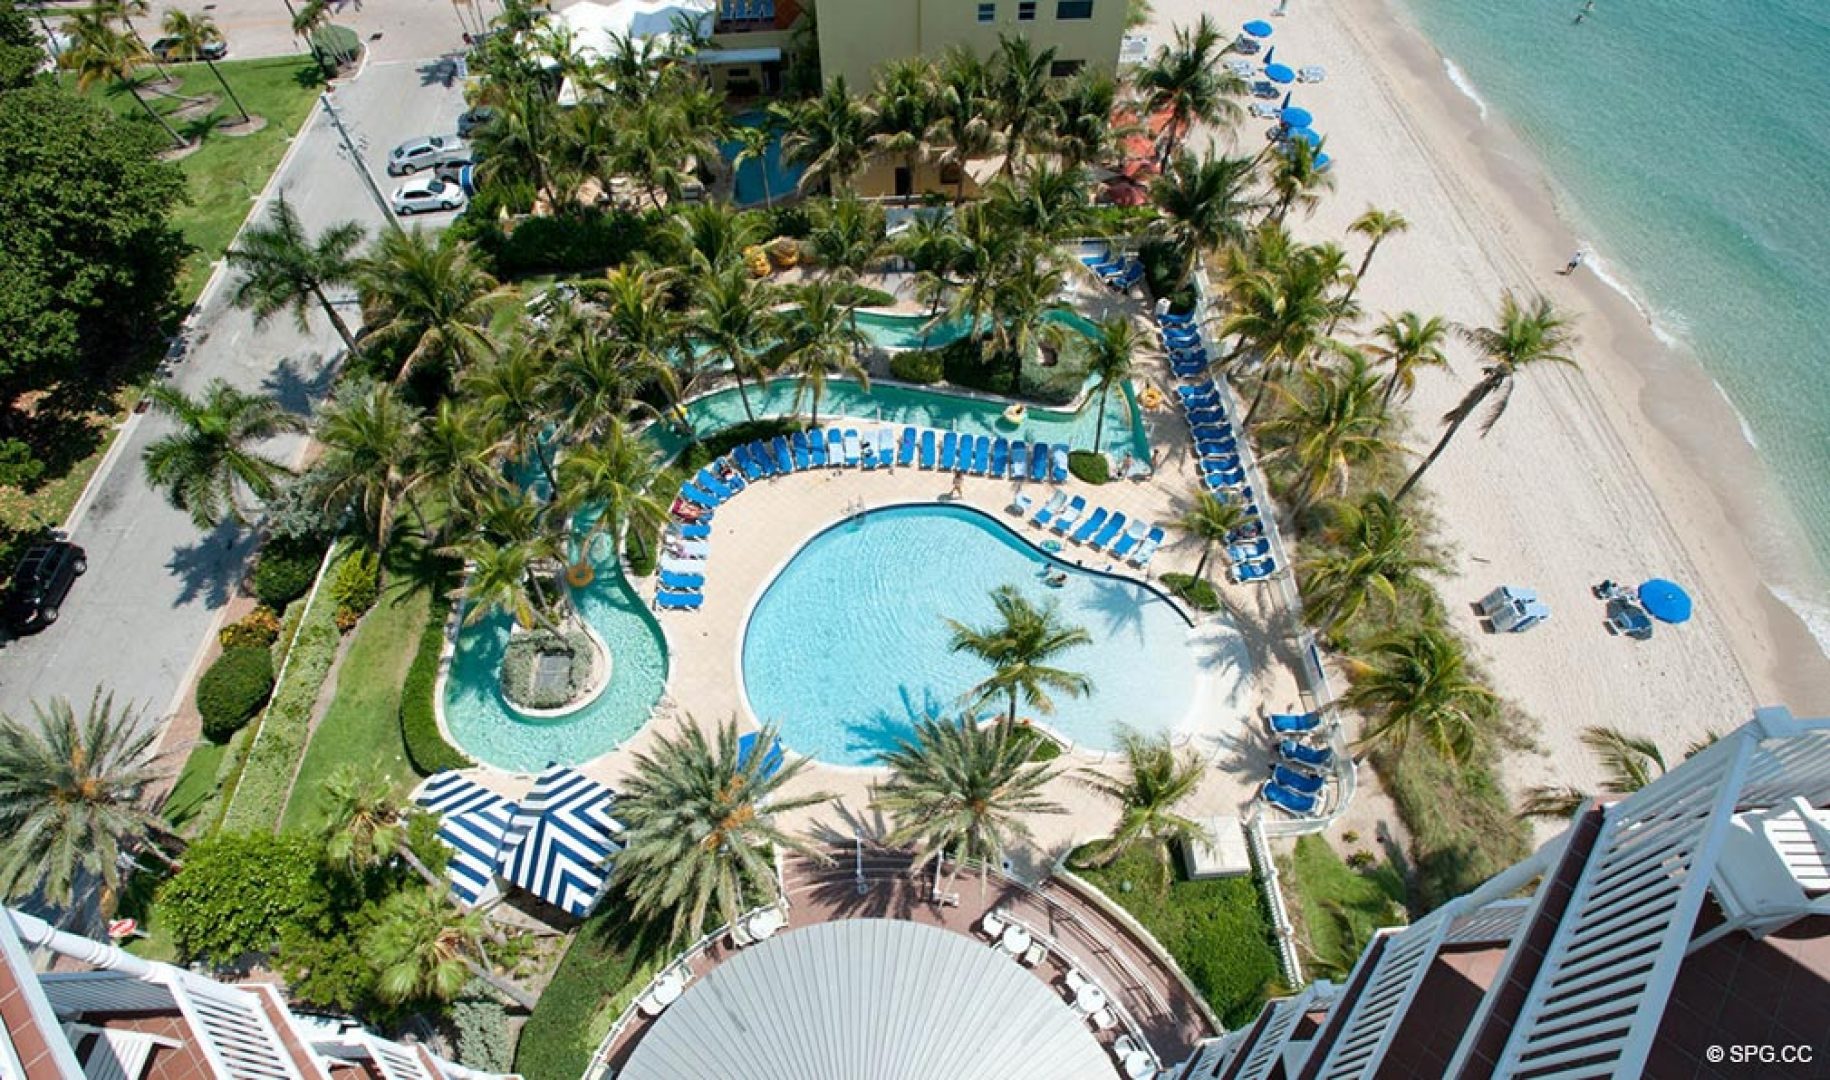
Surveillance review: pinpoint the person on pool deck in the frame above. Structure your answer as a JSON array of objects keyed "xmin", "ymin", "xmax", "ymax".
[
  {"xmin": 715, "ymin": 458, "xmax": 741, "ymax": 486},
  {"xmin": 950, "ymin": 472, "xmax": 965, "ymax": 499}
]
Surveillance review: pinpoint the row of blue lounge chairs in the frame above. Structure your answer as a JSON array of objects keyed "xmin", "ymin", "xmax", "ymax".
[
  {"xmin": 1012, "ymin": 490, "xmax": 1166, "ymax": 567},
  {"xmin": 1080, "ymin": 251, "xmax": 1143, "ymax": 292},
  {"xmin": 1259, "ymin": 713, "xmax": 1334, "ymax": 816}
]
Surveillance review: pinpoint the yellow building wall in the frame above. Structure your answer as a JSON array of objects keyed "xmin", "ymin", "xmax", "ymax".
[{"xmin": 816, "ymin": 0, "xmax": 1125, "ymax": 91}]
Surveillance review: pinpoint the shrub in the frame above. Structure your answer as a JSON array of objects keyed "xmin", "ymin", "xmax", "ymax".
[
  {"xmin": 1139, "ymin": 240, "xmax": 1196, "ymax": 312},
  {"xmin": 888, "ymin": 349, "xmax": 944, "ymax": 384},
  {"xmin": 765, "ymin": 236, "xmax": 801, "ymax": 268},
  {"xmin": 467, "ymin": 209, "xmax": 654, "ymax": 278},
  {"xmin": 1346, "ymin": 850, "xmax": 1376, "ymax": 870},
  {"xmin": 159, "ymin": 831, "xmax": 330, "ymax": 965},
  {"xmin": 330, "ymin": 548, "xmax": 381, "ymax": 631},
  {"xmin": 763, "ymin": 202, "xmax": 812, "ymax": 239},
  {"xmin": 515, "ymin": 899, "xmax": 668, "ymax": 1080},
  {"xmin": 0, "ymin": 438, "xmax": 45, "ymax": 489},
  {"xmin": 452, "ymin": 996, "xmax": 514, "ymax": 1072},
  {"xmin": 195, "ymin": 646, "xmax": 275, "ymax": 743},
  {"xmin": 1067, "ymin": 450, "xmax": 1110, "ymax": 485},
  {"xmin": 401, "ymin": 591, "xmax": 473, "ymax": 775},
  {"xmin": 220, "ymin": 607, "xmax": 282, "ymax": 650},
  {"xmin": 500, "ymin": 629, "xmax": 594, "ymax": 710},
  {"xmin": 253, "ymin": 535, "xmax": 326, "ymax": 609},
  {"xmin": 940, "ymin": 338, "xmax": 1016, "ymax": 397},
  {"xmin": 1162, "ymin": 573, "xmax": 1222, "ymax": 613},
  {"xmin": 838, "ymin": 283, "xmax": 895, "ymax": 308}
]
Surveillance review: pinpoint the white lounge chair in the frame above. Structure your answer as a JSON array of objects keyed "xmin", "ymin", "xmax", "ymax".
[
  {"xmin": 1113, "ymin": 1034, "xmax": 1140, "ymax": 1058},
  {"xmin": 1023, "ymin": 942, "xmax": 1048, "ymax": 967},
  {"xmin": 1065, "ymin": 968, "xmax": 1090, "ymax": 995},
  {"xmin": 1092, "ymin": 1007, "xmax": 1117, "ymax": 1031},
  {"xmin": 981, "ymin": 911, "xmax": 1007, "ymax": 939}
]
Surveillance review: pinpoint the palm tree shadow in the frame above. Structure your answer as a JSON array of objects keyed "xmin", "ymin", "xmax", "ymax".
[
  {"xmin": 381, "ymin": 536, "xmax": 458, "ymax": 604},
  {"xmin": 841, "ymin": 685, "xmax": 949, "ymax": 763},
  {"xmin": 166, "ymin": 523, "xmax": 255, "ymax": 607},
  {"xmin": 1080, "ymin": 576, "xmax": 1148, "ymax": 644},
  {"xmin": 261, "ymin": 353, "xmax": 339, "ymax": 416}
]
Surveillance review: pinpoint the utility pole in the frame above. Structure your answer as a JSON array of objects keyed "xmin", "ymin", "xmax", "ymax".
[{"xmin": 320, "ymin": 91, "xmax": 403, "ymax": 233}]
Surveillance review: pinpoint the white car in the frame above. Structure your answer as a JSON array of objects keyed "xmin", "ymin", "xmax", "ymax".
[
  {"xmin": 391, "ymin": 177, "xmax": 466, "ymax": 215},
  {"xmin": 387, "ymin": 134, "xmax": 469, "ymax": 176}
]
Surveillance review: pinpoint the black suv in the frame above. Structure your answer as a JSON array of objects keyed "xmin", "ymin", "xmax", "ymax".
[{"xmin": 4, "ymin": 539, "xmax": 86, "ymax": 632}]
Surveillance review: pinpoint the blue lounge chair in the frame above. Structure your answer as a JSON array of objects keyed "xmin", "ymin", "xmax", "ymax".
[
  {"xmin": 1110, "ymin": 520, "xmax": 1149, "ymax": 560},
  {"xmin": 1071, "ymin": 507, "xmax": 1109, "ymax": 545},
  {"xmin": 660, "ymin": 570, "xmax": 705, "ymax": 590},
  {"xmin": 1050, "ymin": 446, "xmax": 1070, "ymax": 483},
  {"xmin": 1261, "ymin": 780, "xmax": 1318, "ymax": 816},
  {"xmin": 1090, "ymin": 511, "xmax": 1126, "ymax": 550},
  {"xmin": 1032, "ymin": 490, "xmax": 1067, "ymax": 527},
  {"xmin": 919, "ymin": 429, "xmax": 936, "ymax": 469},
  {"xmin": 899, "ymin": 427, "xmax": 918, "ymax": 467},
  {"xmin": 1228, "ymin": 538, "xmax": 1271, "ymax": 562},
  {"xmin": 940, "ymin": 432, "xmax": 959, "ymax": 471},
  {"xmin": 843, "ymin": 429, "xmax": 862, "ymax": 466},
  {"xmin": 1009, "ymin": 441, "xmax": 1029, "ymax": 481},
  {"xmin": 825, "ymin": 428, "xmax": 844, "ymax": 467},
  {"xmin": 670, "ymin": 539, "xmax": 710, "ymax": 560},
  {"xmin": 990, "ymin": 437, "xmax": 1009, "ymax": 478},
  {"xmin": 767, "ymin": 436, "xmax": 792, "ymax": 473},
  {"xmin": 1205, "ymin": 470, "xmax": 1248, "ymax": 491},
  {"xmin": 1190, "ymin": 423, "xmax": 1232, "ymax": 442},
  {"xmin": 1009, "ymin": 492, "xmax": 1033, "ymax": 516},
  {"xmin": 691, "ymin": 471, "xmax": 728, "ymax": 504},
  {"xmin": 965, "ymin": 435, "xmax": 985, "ymax": 475},
  {"xmin": 744, "ymin": 441, "xmax": 773, "ymax": 477},
  {"xmin": 790, "ymin": 431, "xmax": 812, "ymax": 471},
  {"xmin": 1232, "ymin": 558, "xmax": 1276, "ymax": 583},
  {"xmin": 1130, "ymin": 526, "xmax": 1165, "ymax": 566},
  {"xmin": 676, "ymin": 523, "xmax": 710, "ymax": 541},
  {"xmin": 1052, "ymin": 495, "xmax": 1086, "ymax": 534},
  {"xmin": 1031, "ymin": 443, "xmax": 1051, "ymax": 480},
  {"xmin": 1201, "ymin": 455, "xmax": 1243, "ymax": 474},
  {"xmin": 656, "ymin": 590, "xmax": 703, "ymax": 612},
  {"xmin": 1158, "ymin": 309, "xmax": 1195, "ymax": 327},
  {"xmin": 1273, "ymin": 764, "xmax": 1326, "ymax": 796},
  {"xmin": 859, "ymin": 431, "xmax": 879, "ymax": 470},
  {"xmin": 733, "ymin": 443, "xmax": 766, "ymax": 480},
  {"xmin": 807, "ymin": 430, "xmax": 828, "ymax": 467},
  {"xmin": 1267, "ymin": 711, "xmax": 1320, "ymax": 735},
  {"xmin": 679, "ymin": 482, "xmax": 717, "ymax": 508},
  {"xmin": 1187, "ymin": 406, "xmax": 1227, "ymax": 425},
  {"xmin": 879, "ymin": 427, "xmax": 900, "ymax": 465},
  {"xmin": 1279, "ymin": 739, "xmax": 1333, "ymax": 770}
]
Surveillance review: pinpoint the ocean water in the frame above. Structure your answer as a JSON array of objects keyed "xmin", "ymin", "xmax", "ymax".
[{"xmin": 1395, "ymin": 0, "xmax": 1830, "ymax": 614}]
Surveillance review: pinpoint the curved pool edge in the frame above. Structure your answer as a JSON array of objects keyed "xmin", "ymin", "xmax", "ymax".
[{"xmin": 733, "ymin": 498, "xmax": 1206, "ymax": 772}]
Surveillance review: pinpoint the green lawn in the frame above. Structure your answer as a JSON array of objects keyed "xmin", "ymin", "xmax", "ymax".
[
  {"xmin": 1073, "ymin": 842, "xmax": 1283, "ymax": 1029},
  {"xmin": 278, "ymin": 573, "xmax": 430, "ymax": 832},
  {"xmin": 74, "ymin": 57, "xmax": 323, "ymax": 301},
  {"xmin": 1281, "ymin": 836, "xmax": 1407, "ymax": 981},
  {"xmin": 515, "ymin": 897, "xmax": 669, "ymax": 1080}
]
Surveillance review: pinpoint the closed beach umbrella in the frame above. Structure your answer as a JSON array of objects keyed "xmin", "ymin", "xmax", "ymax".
[
  {"xmin": 1263, "ymin": 46, "xmax": 1276, "ymax": 64},
  {"xmin": 1281, "ymin": 106, "xmax": 1313, "ymax": 128},
  {"xmin": 1243, "ymin": 19, "xmax": 1274, "ymax": 37},
  {"xmin": 1637, "ymin": 579, "xmax": 1693, "ymax": 624},
  {"xmin": 1265, "ymin": 63, "xmax": 1297, "ymax": 84}
]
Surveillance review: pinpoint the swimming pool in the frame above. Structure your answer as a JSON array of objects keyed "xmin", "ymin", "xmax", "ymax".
[
  {"xmin": 740, "ymin": 504, "xmax": 1225, "ymax": 767},
  {"xmin": 719, "ymin": 112, "xmax": 806, "ymax": 208},
  {"xmin": 442, "ymin": 532, "xmax": 670, "ymax": 773},
  {"xmin": 850, "ymin": 307, "xmax": 1102, "ymax": 351}
]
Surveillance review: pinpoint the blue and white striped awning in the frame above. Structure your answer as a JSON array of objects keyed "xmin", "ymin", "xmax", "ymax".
[
  {"xmin": 415, "ymin": 772, "xmax": 517, "ymax": 908},
  {"xmin": 495, "ymin": 766, "xmax": 626, "ymax": 917}
]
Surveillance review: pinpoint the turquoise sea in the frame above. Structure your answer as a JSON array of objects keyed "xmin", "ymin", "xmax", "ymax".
[{"xmin": 1394, "ymin": 0, "xmax": 1830, "ymax": 632}]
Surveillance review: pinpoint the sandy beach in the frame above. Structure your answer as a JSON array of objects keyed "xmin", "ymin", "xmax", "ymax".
[{"xmin": 1140, "ymin": 0, "xmax": 1830, "ymax": 823}]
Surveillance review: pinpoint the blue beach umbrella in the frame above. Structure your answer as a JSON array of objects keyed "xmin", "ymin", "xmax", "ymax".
[
  {"xmin": 738, "ymin": 730, "xmax": 786, "ymax": 777},
  {"xmin": 1315, "ymin": 152, "xmax": 1333, "ymax": 169},
  {"xmin": 1265, "ymin": 63, "xmax": 1296, "ymax": 84},
  {"xmin": 1637, "ymin": 579, "xmax": 1693, "ymax": 624},
  {"xmin": 1286, "ymin": 126, "xmax": 1320, "ymax": 146},
  {"xmin": 1243, "ymin": 19, "xmax": 1274, "ymax": 37},
  {"xmin": 1281, "ymin": 106, "xmax": 1314, "ymax": 128}
]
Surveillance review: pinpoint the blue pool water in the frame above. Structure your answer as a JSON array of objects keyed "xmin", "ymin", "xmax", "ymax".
[
  {"xmin": 850, "ymin": 307, "xmax": 1102, "ymax": 350},
  {"xmin": 740, "ymin": 504, "xmax": 1210, "ymax": 766},
  {"xmin": 442, "ymin": 533, "xmax": 669, "ymax": 772},
  {"xmin": 719, "ymin": 112, "xmax": 806, "ymax": 207}
]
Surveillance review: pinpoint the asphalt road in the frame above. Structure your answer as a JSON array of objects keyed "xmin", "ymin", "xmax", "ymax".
[{"xmin": 0, "ymin": 56, "xmax": 469, "ymax": 727}]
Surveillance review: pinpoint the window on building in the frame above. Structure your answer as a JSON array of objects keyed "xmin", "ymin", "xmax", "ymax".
[
  {"xmin": 1049, "ymin": 59, "xmax": 1085, "ymax": 77},
  {"xmin": 1056, "ymin": 0, "xmax": 1093, "ymax": 18},
  {"xmin": 1017, "ymin": 0, "xmax": 1036, "ymax": 20},
  {"xmin": 977, "ymin": 2, "xmax": 996, "ymax": 22}
]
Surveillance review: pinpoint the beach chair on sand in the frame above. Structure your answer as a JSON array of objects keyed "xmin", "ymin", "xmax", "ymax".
[
  {"xmin": 990, "ymin": 437, "xmax": 1009, "ymax": 478},
  {"xmin": 1272, "ymin": 764, "xmax": 1326, "ymax": 796},
  {"xmin": 675, "ymin": 523, "xmax": 710, "ymax": 541},
  {"xmin": 1010, "ymin": 492, "xmax": 1033, "ymax": 516},
  {"xmin": 843, "ymin": 429, "xmax": 862, "ymax": 466},
  {"xmin": 1267, "ymin": 711, "xmax": 1321, "ymax": 735},
  {"xmin": 823, "ymin": 428, "xmax": 842, "ymax": 467},
  {"xmin": 1231, "ymin": 557, "xmax": 1276, "ymax": 583},
  {"xmin": 1279, "ymin": 739, "xmax": 1333, "ymax": 771},
  {"xmin": 939, "ymin": 431, "xmax": 958, "ymax": 471},
  {"xmin": 1032, "ymin": 491, "xmax": 1068, "ymax": 528},
  {"xmin": 1052, "ymin": 495, "xmax": 1087, "ymax": 534},
  {"xmin": 1050, "ymin": 446, "xmax": 1070, "ymax": 483},
  {"xmin": 807, "ymin": 431, "xmax": 828, "ymax": 468},
  {"xmin": 656, "ymin": 590, "xmax": 703, "ymax": 612},
  {"xmin": 660, "ymin": 570, "xmax": 705, "ymax": 591},
  {"xmin": 1110, "ymin": 520, "xmax": 1149, "ymax": 560},
  {"xmin": 1129, "ymin": 526, "xmax": 1164, "ymax": 567},
  {"xmin": 1009, "ymin": 441, "xmax": 1029, "ymax": 481},
  {"xmin": 1260, "ymin": 780, "xmax": 1319, "ymax": 816}
]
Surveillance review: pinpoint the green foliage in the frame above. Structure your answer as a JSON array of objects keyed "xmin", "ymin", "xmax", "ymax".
[
  {"xmin": 330, "ymin": 547, "xmax": 381, "ymax": 630},
  {"xmin": 940, "ymin": 337, "xmax": 1016, "ymax": 397},
  {"xmin": 514, "ymin": 897, "xmax": 668, "ymax": 1080},
  {"xmin": 1066, "ymin": 449, "xmax": 1109, "ymax": 485},
  {"xmin": 1283, "ymin": 836, "xmax": 1407, "ymax": 978},
  {"xmin": 458, "ymin": 208, "xmax": 655, "ymax": 279},
  {"xmin": 401, "ymin": 585, "xmax": 472, "ymax": 775},
  {"xmin": 253, "ymin": 534, "xmax": 328, "ymax": 608},
  {"xmin": 888, "ymin": 349, "xmax": 944, "ymax": 384},
  {"xmin": 1138, "ymin": 240, "xmax": 1195, "ymax": 311},
  {"xmin": 195, "ymin": 646, "xmax": 275, "ymax": 742},
  {"xmin": 839, "ymin": 284, "xmax": 896, "ymax": 308},
  {"xmin": 0, "ymin": 438, "xmax": 43, "ymax": 488},
  {"xmin": 0, "ymin": 1, "xmax": 39, "ymax": 92},
  {"xmin": 762, "ymin": 202, "xmax": 813, "ymax": 239},
  {"xmin": 220, "ymin": 606, "xmax": 283, "ymax": 650},
  {"xmin": 452, "ymin": 995, "xmax": 515, "ymax": 1073},
  {"xmin": 1074, "ymin": 841, "xmax": 1282, "ymax": 1028},
  {"xmin": 1161, "ymin": 572, "xmax": 1221, "ymax": 612},
  {"xmin": 500, "ymin": 629, "xmax": 593, "ymax": 710},
  {"xmin": 0, "ymin": 83, "xmax": 187, "ymax": 391},
  {"xmin": 158, "ymin": 831, "xmax": 329, "ymax": 964},
  {"xmin": 1381, "ymin": 746, "xmax": 1530, "ymax": 908}
]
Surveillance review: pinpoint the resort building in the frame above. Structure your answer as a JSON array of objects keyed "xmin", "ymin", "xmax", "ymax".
[
  {"xmin": 1174, "ymin": 707, "xmax": 1830, "ymax": 1080},
  {"xmin": 814, "ymin": 0, "xmax": 1127, "ymax": 91},
  {"xmin": 0, "ymin": 906, "xmax": 512, "ymax": 1080}
]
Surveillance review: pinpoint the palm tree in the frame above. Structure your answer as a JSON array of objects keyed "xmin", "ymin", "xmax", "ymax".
[
  {"xmin": 357, "ymin": 229, "xmax": 511, "ymax": 382},
  {"xmin": 1076, "ymin": 730, "xmax": 1204, "ymax": 868},
  {"xmin": 142, "ymin": 380, "xmax": 303, "ymax": 529},
  {"xmin": 477, "ymin": 86, "xmax": 565, "ymax": 209},
  {"xmin": 1394, "ymin": 293, "xmax": 1578, "ymax": 502},
  {"xmin": 1520, "ymin": 727, "xmax": 1719, "ymax": 819},
  {"xmin": 160, "ymin": 10, "xmax": 248, "ymax": 123},
  {"xmin": 614, "ymin": 99, "xmax": 697, "ymax": 211},
  {"xmin": 1259, "ymin": 352, "xmax": 1396, "ymax": 515},
  {"xmin": 1053, "ymin": 69, "xmax": 1123, "ymax": 171},
  {"xmin": 1328, "ymin": 208, "xmax": 1409, "ymax": 334},
  {"xmin": 94, "ymin": 0, "xmax": 179, "ymax": 87},
  {"xmin": 464, "ymin": 344, "xmax": 559, "ymax": 493},
  {"xmin": 1298, "ymin": 493, "xmax": 1440, "ymax": 634},
  {"xmin": 227, "ymin": 196, "xmax": 366, "ymax": 359},
  {"xmin": 866, "ymin": 57, "xmax": 938, "ymax": 201},
  {"xmin": 674, "ymin": 199, "xmax": 760, "ymax": 276},
  {"xmin": 875, "ymin": 717, "xmax": 1064, "ymax": 887},
  {"xmin": 807, "ymin": 194, "xmax": 887, "ymax": 285},
  {"xmin": 1152, "ymin": 149, "xmax": 1259, "ymax": 288},
  {"xmin": 777, "ymin": 74, "xmax": 871, "ymax": 196},
  {"xmin": 988, "ymin": 257, "xmax": 1070, "ymax": 387},
  {"xmin": 946, "ymin": 585, "xmax": 1092, "ymax": 725},
  {"xmin": 313, "ymin": 381, "xmax": 425, "ymax": 548},
  {"xmin": 289, "ymin": 0, "xmax": 337, "ymax": 76},
  {"xmin": 317, "ymin": 762, "xmax": 442, "ymax": 887},
  {"xmin": 1136, "ymin": 15, "xmax": 1241, "ymax": 168},
  {"xmin": 1221, "ymin": 245, "xmax": 1347, "ymax": 424},
  {"xmin": 987, "ymin": 163, "xmax": 1093, "ymax": 247},
  {"xmin": 729, "ymin": 121, "xmax": 778, "ymax": 207},
  {"xmin": 1177, "ymin": 490, "xmax": 1251, "ymax": 579},
  {"xmin": 0, "ymin": 692, "xmax": 177, "ymax": 912},
  {"xmin": 769, "ymin": 280, "xmax": 868, "ymax": 428},
  {"xmin": 1085, "ymin": 316, "xmax": 1138, "ymax": 452},
  {"xmin": 613, "ymin": 720, "xmax": 831, "ymax": 943},
  {"xmin": 1269, "ymin": 136, "xmax": 1336, "ymax": 222},
  {"xmin": 930, "ymin": 48, "xmax": 1000, "ymax": 205},
  {"xmin": 446, "ymin": 530, "xmax": 564, "ymax": 631},
  {"xmin": 61, "ymin": 15, "xmax": 185, "ymax": 148},
  {"xmin": 1366, "ymin": 312, "xmax": 1452, "ymax": 412},
  {"xmin": 690, "ymin": 267, "xmax": 776, "ymax": 422},
  {"xmin": 412, "ymin": 400, "xmax": 508, "ymax": 542},
  {"xmin": 556, "ymin": 420, "xmax": 670, "ymax": 571},
  {"xmin": 987, "ymin": 33, "xmax": 1060, "ymax": 178},
  {"xmin": 366, "ymin": 886, "xmax": 536, "ymax": 1008},
  {"xmin": 1344, "ymin": 628, "xmax": 1496, "ymax": 765}
]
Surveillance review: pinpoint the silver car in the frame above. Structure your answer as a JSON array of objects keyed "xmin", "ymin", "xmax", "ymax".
[
  {"xmin": 390, "ymin": 177, "xmax": 466, "ymax": 215},
  {"xmin": 387, "ymin": 134, "xmax": 469, "ymax": 176}
]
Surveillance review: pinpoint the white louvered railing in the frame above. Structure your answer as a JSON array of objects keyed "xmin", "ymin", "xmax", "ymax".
[
  {"xmin": 1444, "ymin": 898, "xmax": 1533, "ymax": 946},
  {"xmin": 172, "ymin": 975, "xmax": 303, "ymax": 1080},
  {"xmin": 1310, "ymin": 912, "xmax": 1452, "ymax": 1080}
]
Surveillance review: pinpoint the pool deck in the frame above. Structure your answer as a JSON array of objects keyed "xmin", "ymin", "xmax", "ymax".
[{"xmin": 543, "ymin": 319, "xmax": 1306, "ymax": 876}]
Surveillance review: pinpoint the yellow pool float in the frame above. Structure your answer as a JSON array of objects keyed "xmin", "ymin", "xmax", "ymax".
[
  {"xmin": 1138, "ymin": 384, "xmax": 1166, "ymax": 411},
  {"xmin": 1002, "ymin": 403, "xmax": 1027, "ymax": 425}
]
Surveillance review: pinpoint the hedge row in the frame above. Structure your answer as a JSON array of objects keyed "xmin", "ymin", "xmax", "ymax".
[
  {"xmin": 1067, "ymin": 450, "xmax": 1110, "ymax": 485},
  {"xmin": 195, "ymin": 646, "xmax": 275, "ymax": 743},
  {"xmin": 401, "ymin": 591, "xmax": 472, "ymax": 775}
]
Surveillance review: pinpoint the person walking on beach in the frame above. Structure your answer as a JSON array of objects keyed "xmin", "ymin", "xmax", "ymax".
[{"xmin": 1561, "ymin": 250, "xmax": 1586, "ymax": 275}]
